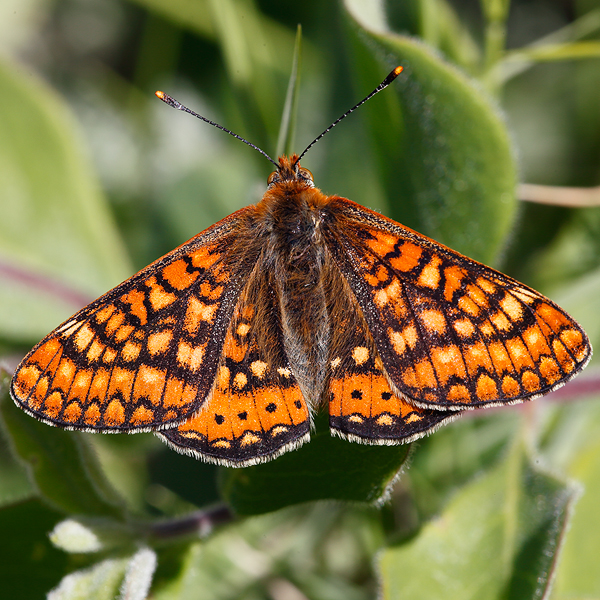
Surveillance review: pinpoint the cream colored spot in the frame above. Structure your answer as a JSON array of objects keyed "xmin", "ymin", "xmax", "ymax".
[
  {"xmin": 213, "ymin": 440, "xmax": 231, "ymax": 449},
  {"xmin": 389, "ymin": 329, "xmax": 406, "ymax": 355},
  {"xmin": 177, "ymin": 342, "xmax": 205, "ymax": 371},
  {"xmin": 237, "ymin": 323, "xmax": 250, "ymax": 336},
  {"xmin": 277, "ymin": 367, "xmax": 291, "ymax": 378},
  {"xmin": 250, "ymin": 360, "xmax": 268, "ymax": 378},
  {"xmin": 57, "ymin": 359, "xmax": 76, "ymax": 382},
  {"xmin": 271, "ymin": 426, "xmax": 288, "ymax": 436},
  {"xmin": 148, "ymin": 282, "xmax": 176, "ymax": 311},
  {"xmin": 513, "ymin": 290, "xmax": 536, "ymax": 305},
  {"xmin": 122, "ymin": 341, "xmax": 141, "ymax": 362},
  {"xmin": 403, "ymin": 325, "xmax": 418, "ymax": 349},
  {"xmin": 523, "ymin": 327, "xmax": 542, "ymax": 348},
  {"xmin": 458, "ymin": 296, "xmax": 480, "ymax": 316},
  {"xmin": 490, "ymin": 311, "xmax": 512, "ymax": 331},
  {"xmin": 241, "ymin": 432, "xmax": 261, "ymax": 446},
  {"xmin": 477, "ymin": 278, "xmax": 497, "ymax": 294},
  {"xmin": 421, "ymin": 309, "xmax": 446, "ymax": 334},
  {"xmin": 147, "ymin": 330, "xmax": 172, "ymax": 355},
  {"xmin": 218, "ymin": 366, "xmax": 231, "ymax": 389},
  {"xmin": 349, "ymin": 415, "xmax": 364, "ymax": 423},
  {"xmin": 376, "ymin": 414, "xmax": 394, "ymax": 426},
  {"xmin": 374, "ymin": 279, "xmax": 401, "ymax": 308},
  {"xmin": 506, "ymin": 338, "xmax": 527, "ymax": 361},
  {"xmin": 185, "ymin": 297, "xmax": 218, "ymax": 333},
  {"xmin": 500, "ymin": 294, "xmax": 523, "ymax": 320},
  {"xmin": 331, "ymin": 357, "xmax": 341, "ymax": 369},
  {"xmin": 352, "ymin": 346, "xmax": 369, "ymax": 365},
  {"xmin": 59, "ymin": 320, "xmax": 80, "ymax": 336},
  {"xmin": 103, "ymin": 348, "xmax": 117, "ymax": 363},
  {"xmin": 74, "ymin": 324, "xmax": 95, "ymax": 351},
  {"xmin": 434, "ymin": 346, "xmax": 459, "ymax": 364},
  {"xmin": 453, "ymin": 319, "xmax": 475, "ymax": 338},
  {"xmin": 139, "ymin": 365, "xmax": 163, "ymax": 385},
  {"xmin": 233, "ymin": 372, "xmax": 247, "ymax": 390},
  {"xmin": 418, "ymin": 258, "xmax": 441, "ymax": 289},
  {"xmin": 405, "ymin": 413, "xmax": 422, "ymax": 423}
]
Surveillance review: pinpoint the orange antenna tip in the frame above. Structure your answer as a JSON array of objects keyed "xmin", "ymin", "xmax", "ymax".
[
  {"xmin": 394, "ymin": 66, "xmax": 403, "ymax": 76},
  {"xmin": 155, "ymin": 91, "xmax": 165, "ymax": 100}
]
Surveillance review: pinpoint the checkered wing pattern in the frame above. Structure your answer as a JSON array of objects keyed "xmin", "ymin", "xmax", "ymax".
[
  {"xmin": 326, "ymin": 199, "xmax": 591, "ymax": 410},
  {"xmin": 10, "ymin": 210, "xmax": 255, "ymax": 431},
  {"xmin": 328, "ymin": 297, "xmax": 456, "ymax": 444},
  {"xmin": 159, "ymin": 272, "xmax": 310, "ymax": 467}
]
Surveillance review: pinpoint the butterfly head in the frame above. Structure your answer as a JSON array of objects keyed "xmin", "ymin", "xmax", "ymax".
[{"xmin": 267, "ymin": 154, "xmax": 314, "ymax": 190}]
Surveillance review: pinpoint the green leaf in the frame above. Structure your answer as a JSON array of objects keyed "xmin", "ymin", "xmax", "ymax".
[
  {"xmin": 496, "ymin": 41, "xmax": 600, "ymax": 85},
  {"xmin": 0, "ymin": 498, "xmax": 69, "ymax": 598},
  {"xmin": 537, "ymin": 399, "xmax": 600, "ymax": 599},
  {"xmin": 552, "ymin": 437, "xmax": 600, "ymax": 598},
  {"xmin": 129, "ymin": 0, "xmax": 307, "ymax": 152},
  {"xmin": 276, "ymin": 25, "xmax": 302, "ymax": 158},
  {"xmin": 220, "ymin": 414, "xmax": 411, "ymax": 515},
  {"xmin": 344, "ymin": 0, "xmax": 517, "ymax": 264},
  {"xmin": 407, "ymin": 411, "xmax": 520, "ymax": 520},
  {"xmin": 378, "ymin": 442, "xmax": 577, "ymax": 600},
  {"xmin": 0, "ymin": 57, "xmax": 131, "ymax": 343},
  {"xmin": 0, "ymin": 371, "xmax": 125, "ymax": 518},
  {"xmin": 415, "ymin": 0, "xmax": 481, "ymax": 73}
]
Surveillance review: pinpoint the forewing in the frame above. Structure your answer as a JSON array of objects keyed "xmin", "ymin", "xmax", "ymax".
[
  {"xmin": 11, "ymin": 209, "xmax": 256, "ymax": 431},
  {"xmin": 325, "ymin": 199, "xmax": 591, "ymax": 410},
  {"xmin": 159, "ymin": 267, "xmax": 311, "ymax": 467}
]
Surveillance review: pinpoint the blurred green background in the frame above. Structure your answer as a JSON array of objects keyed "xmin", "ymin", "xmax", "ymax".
[{"xmin": 1, "ymin": 0, "xmax": 600, "ymax": 598}]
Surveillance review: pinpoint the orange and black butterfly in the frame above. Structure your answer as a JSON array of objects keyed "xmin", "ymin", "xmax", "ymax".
[{"xmin": 11, "ymin": 67, "xmax": 591, "ymax": 467}]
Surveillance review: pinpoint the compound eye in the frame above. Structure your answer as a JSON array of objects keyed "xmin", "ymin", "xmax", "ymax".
[
  {"xmin": 267, "ymin": 171, "xmax": 278, "ymax": 185},
  {"xmin": 298, "ymin": 167, "xmax": 313, "ymax": 182}
]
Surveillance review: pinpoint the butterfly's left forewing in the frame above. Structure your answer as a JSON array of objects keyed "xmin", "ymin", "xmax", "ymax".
[
  {"xmin": 325, "ymin": 199, "xmax": 591, "ymax": 410},
  {"xmin": 11, "ymin": 209, "xmax": 257, "ymax": 432}
]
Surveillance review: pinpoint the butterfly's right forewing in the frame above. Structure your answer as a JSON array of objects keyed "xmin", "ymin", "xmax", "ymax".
[{"xmin": 11, "ymin": 208, "xmax": 259, "ymax": 432}]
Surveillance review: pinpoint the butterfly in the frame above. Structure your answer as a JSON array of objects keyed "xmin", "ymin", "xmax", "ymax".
[{"xmin": 10, "ymin": 67, "xmax": 591, "ymax": 467}]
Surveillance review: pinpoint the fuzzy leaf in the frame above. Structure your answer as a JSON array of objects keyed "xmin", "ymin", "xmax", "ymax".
[
  {"xmin": 344, "ymin": 0, "xmax": 517, "ymax": 265},
  {"xmin": 220, "ymin": 414, "xmax": 411, "ymax": 515},
  {"xmin": 0, "ymin": 58, "xmax": 131, "ymax": 343},
  {"xmin": 379, "ymin": 442, "xmax": 577, "ymax": 600}
]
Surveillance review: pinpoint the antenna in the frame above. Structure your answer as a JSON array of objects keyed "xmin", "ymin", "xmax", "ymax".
[
  {"xmin": 295, "ymin": 66, "xmax": 403, "ymax": 164},
  {"xmin": 155, "ymin": 91, "xmax": 279, "ymax": 168},
  {"xmin": 155, "ymin": 66, "xmax": 403, "ymax": 169}
]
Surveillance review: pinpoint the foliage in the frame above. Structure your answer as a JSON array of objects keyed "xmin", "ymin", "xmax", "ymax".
[{"xmin": 1, "ymin": 0, "xmax": 599, "ymax": 598}]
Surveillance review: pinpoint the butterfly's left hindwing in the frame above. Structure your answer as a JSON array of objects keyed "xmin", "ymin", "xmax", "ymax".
[
  {"xmin": 325, "ymin": 199, "xmax": 591, "ymax": 410},
  {"xmin": 10, "ymin": 209, "xmax": 257, "ymax": 432},
  {"xmin": 160, "ymin": 266, "xmax": 311, "ymax": 466}
]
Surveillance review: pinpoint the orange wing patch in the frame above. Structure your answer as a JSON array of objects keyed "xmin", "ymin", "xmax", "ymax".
[
  {"xmin": 11, "ymin": 213, "xmax": 255, "ymax": 431},
  {"xmin": 328, "ymin": 317, "xmax": 455, "ymax": 443},
  {"xmin": 159, "ymin": 279, "xmax": 310, "ymax": 466},
  {"xmin": 326, "ymin": 201, "xmax": 591, "ymax": 410}
]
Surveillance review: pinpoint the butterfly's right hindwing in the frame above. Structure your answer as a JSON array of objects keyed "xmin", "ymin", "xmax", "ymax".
[{"xmin": 10, "ymin": 208, "xmax": 258, "ymax": 432}]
